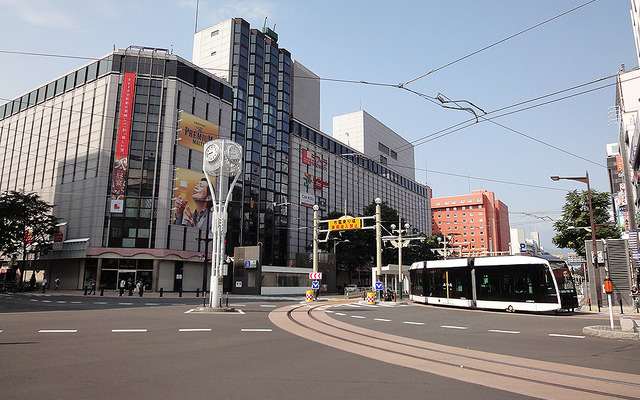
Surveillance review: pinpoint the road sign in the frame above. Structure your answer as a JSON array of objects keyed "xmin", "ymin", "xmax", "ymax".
[
  {"xmin": 312, "ymin": 281, "xmax": 320, "ymax": 290},
  {"xmin": 375, "ymin": 282, "xmax": 383, "ymax": 291},
  {"xmin": 328, "ymin": 218, "xmax": 361, "ymax": 231},
  {"xmin": 309, "ymin": 272, "xmax": 322, "ymax": 280}
]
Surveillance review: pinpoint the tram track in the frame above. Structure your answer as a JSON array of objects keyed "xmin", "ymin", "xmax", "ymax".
[{"xmin": 269, "ymin": 301, "xmax": 640, "ymax": 400}]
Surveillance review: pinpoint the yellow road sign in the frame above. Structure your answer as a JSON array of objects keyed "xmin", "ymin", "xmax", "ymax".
[{"xmin": 328, "ymin": 218, "xmax": 361, "ymax": 231}]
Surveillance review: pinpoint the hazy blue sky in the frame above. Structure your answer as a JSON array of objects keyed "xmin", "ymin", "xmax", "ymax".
[{"xmin": 0, "ymin": 0, "xmax": 637, "ymax": 255}]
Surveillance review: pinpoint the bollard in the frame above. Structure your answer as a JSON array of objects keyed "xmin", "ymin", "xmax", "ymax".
[
  {"xmin": 159, "ymin": 288, "xmax": 163, "ymax": 297},
  {"xmin": 84, "ymin": 287, "xmax": 88, "ymax": 296},
  {"xmin": 196, "ymin": 288, "xmax": 200, "ymax": 297},
  {"xmin": 179, "ymin": 289, "xmax": 182, "ymax": 298},
  {"xmin": 100, "ymin": 287, "xmax": 104, "ymax": 296},
  {"xmin": 619, "ymin": 298, "xmax": 624, "ymax": 314}
]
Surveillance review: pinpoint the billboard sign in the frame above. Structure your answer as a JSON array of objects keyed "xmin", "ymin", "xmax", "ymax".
[
  {"xmin": 178, "ymin": 111, "xmax": 219, "ymax": 152},
  {"xmin": 172, "ymin": 168, "xmax": 215, "ymax": 230}
]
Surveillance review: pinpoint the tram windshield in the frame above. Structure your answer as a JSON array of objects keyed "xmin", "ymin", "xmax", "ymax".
[{"xmin": 549, "ymin": 260, "xmax": 576, "ymax": 294}]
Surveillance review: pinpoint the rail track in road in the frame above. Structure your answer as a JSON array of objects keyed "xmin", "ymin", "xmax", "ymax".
[{"xmin": 269, "ymin": 301, "xmax": 640, "ymax": 400}]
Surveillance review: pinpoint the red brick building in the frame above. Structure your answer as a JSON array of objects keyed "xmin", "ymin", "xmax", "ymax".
[{"xmin": 431, "ymin": 190, "xmax": 510, "ymax": 256}]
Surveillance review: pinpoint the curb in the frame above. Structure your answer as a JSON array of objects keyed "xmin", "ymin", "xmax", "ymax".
[{"xmin": 582, "ymin": 325, "xmax": 639, "ymax": 341}]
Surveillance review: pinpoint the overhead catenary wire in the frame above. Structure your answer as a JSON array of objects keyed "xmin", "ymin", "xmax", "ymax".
[{"xmin": 399, "ymin": 0, "xmax": 598, "ymax": 86}]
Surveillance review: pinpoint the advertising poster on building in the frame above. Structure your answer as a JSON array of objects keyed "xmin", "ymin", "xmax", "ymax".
[
  {"xmin": 172, "ymin": 168, "xmax": 215, "ymax": 231},
  {"xmin": 110, "ymin": 72, "xmax": 136, "ymax": 213},
  {"xmin": 177, "ymin": 111, "xmax": 219, "ymax": 152},
  {"xmin": 52, "ymin": 222, "xmax": 67, "ymax": 251}
]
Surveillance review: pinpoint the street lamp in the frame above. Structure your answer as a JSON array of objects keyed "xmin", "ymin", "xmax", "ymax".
[
  {"xmin": 550, "ymin": 172, "xmax": 605, "ymax": 313},
  {"xmin": 390, "ymin": 220, "xmax": 410, "ymax": 300}
]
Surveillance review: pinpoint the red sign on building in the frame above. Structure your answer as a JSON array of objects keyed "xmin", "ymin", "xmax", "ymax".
[{"xmin": 110, "ymin": 72, "xmax": 136, "ymax": 213}]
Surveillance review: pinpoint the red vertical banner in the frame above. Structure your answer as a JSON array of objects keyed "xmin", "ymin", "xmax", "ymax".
[{"xmin": 110, "ymin": 72, "xmax": 136, "ymax": 213}]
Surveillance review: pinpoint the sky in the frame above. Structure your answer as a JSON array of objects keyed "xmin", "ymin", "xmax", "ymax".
[{"xmin": 0, "ymin": 0, "xmax": 637, "ymax": 256}]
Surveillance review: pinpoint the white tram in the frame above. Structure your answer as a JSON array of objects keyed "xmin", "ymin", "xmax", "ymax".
[{"xmin": 409, "ymin": 255, "xmax": 578, "ymax": 312}]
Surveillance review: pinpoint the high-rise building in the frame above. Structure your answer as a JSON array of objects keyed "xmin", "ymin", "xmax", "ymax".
[
  {"xmin": 192, "ymin": 19, "xmax": 430, "ymax": 287},
  {"xmin": 431, "ymin": 190, "xmax": 510, "ymax": 256},
  {"xmin": 0, "ymin": 47, "xmax": 234, "ymax": 291},
  {"xmin": 0, "ymin": 19, "xmax": 431, "ymax": 295},
  {"xmin": 333, "ymin": 110, "xmax": 415, "ymax": 180}
]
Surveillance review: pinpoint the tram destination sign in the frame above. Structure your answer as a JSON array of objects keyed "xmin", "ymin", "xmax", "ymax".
[{"xmin": 328, "ymin": 218, "xmax": 361, "ymax": 231}]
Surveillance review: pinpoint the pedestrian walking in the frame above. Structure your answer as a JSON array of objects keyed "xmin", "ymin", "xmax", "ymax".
[
  {"xmin": 119, "ymin": 279, "xmax": 126, "ymax": 296},
  {"xmin": 54, "ymin": 277, "xmax": 60, "ymax": 290},
  {"xmin": 41, "ymin": 278, "xmax": 47, "ymax": 293},
  {"xmin": 127, "ymin": 278, "xmax": 133, "ymax": 296},
  {"xmin": 89, "ymin": 280, "xmax": 96, "ymax": 295}
]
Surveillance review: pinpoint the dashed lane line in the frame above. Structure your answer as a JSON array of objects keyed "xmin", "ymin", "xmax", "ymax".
[
  {"xmin": 351, "ymin": 315, "xmax": 366, "ymax": 319},
  {"xmin": 441, "ymin": 325, "xmax": 468, "ymax": 330},
  {"xmin": 179, "ymin": 328, "xmax": 212, "ymax": 332},
  {"xmin": 260, "ymin": 305, "xmax": 277, "ymax": 308},
  {"xmin": 241, "ymin": 329, "xmax": 272, "ymax": 332},
  {"xmin": 549, "ymin": 333, "xmax": 585, "ymax": 339},
  {"xmin": 403, "ymin": 321, "xmax": 425, "ymax": 325},
  {"xmin": 489, "ymin": 329, "xmax": 520, "ymax": 334},
  {"xmin": 374, "ymin": 318, "xmax": 391, "ymax": 322},
  {"xmin": 112, "ymin": 329, "xmax": 147, "ymax": 333},
  {"xmin": 38, "ymin": 329, "xmax": 78, "ymax": 333}
]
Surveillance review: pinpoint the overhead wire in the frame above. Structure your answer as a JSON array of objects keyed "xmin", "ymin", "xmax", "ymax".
[{"xmin": 399, "ymin": 0, "xmax": 598, "ymax": 86}]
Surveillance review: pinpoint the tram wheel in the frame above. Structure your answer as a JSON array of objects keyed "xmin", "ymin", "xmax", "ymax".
[{"xmin": 506, "ymin": 305, "xmax": 515, "ymax": 313}]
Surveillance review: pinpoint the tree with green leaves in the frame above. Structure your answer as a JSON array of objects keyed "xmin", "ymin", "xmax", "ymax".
[
  {"xmin": 552, "ymin": 189, "xmax": 619, "ymax": 257},
  {"xmin": 323, "ymin": 201, "xmax": 440, "ymax": 285},
  {"xmin": 0, "ymin": 190, "xmax": 59, "ymax": 269}
]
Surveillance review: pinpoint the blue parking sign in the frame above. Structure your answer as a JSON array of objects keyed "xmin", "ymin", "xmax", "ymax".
[
  {"xmin": 312, "ymin": 281, "xmax": 320, "ymax": 290},
  {"xmin": 375, "ymin": 282, "xmax": 383, "ymax": 291}
]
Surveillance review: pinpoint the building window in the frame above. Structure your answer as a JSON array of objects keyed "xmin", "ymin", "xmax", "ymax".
[
  {"xmin": 390, "ymin": 149, "xmax": 397, "ymax": 160},
  {"xmin": 380, "ymin": 155, "xmax": 387, "ymax": 165},
  {"xmin": 378, "ymin": 142, "xmax": 389, "ymax": 155}
]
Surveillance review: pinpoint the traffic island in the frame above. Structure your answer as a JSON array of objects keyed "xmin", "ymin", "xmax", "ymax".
[
  {"xmin": 191, "ymin": 306, "xmax": 237, "ymax": 313},
  {"xmin": 583, "ymin": 324, "xmax": 639, "ymax": 341}
]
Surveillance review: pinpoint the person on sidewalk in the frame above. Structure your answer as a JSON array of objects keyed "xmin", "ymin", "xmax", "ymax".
[
  {"xmin": 119, "ymin": 279, "xmax": 126, "ymax": 296},
  {"xmin": 631, "ymin": 285, "xmax": 639, "ymax": 313},
  {"xmin": 54, "ymin": 277, "xmax": 60, "ymax": 290}
]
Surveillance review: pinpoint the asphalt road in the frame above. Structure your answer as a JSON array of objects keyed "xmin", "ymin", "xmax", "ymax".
[{"xmin": 1, "ymin": 293, "xmax": 638, "ymax": 399}]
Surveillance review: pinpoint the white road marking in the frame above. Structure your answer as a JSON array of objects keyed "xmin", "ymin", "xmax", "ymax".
[
  {"xmin": 94, "ymin": 302, "xmax": 108, "ymax": 305},
  {"xmin": 30, "ymin": 299, "xmax": 38, "ymax": 302},
  {"xmin": 241, "ymin": 329, "xmax": 272, "ymax": 332},
  {"xmin": 118, "ymin": 303, "xmax": 133, "ymax": 305},
  {"xmin": 179, "ymin": 328, "xmax": 212, "ymax": 332},
  {"xmin": 56, "ymin": 301, "xmax": 67, "ymax": 304},
  {"xmin": 441, "ymin": 325, "xmax": 467, "ymax": 330},
  {"xmin": 185, "ymin": 309, "xmax": 195, "ymax": 313},
  {"xmin": 374, "ymin": 318, "xmax": 391, "ymax": 322},
  {"xmin": 403, "ymin": 321, "xmax": 425, "ymax": 325},
  {"xmin": 346, "ymin": 304, "xmax": 361, "ymax": 308},
  {"xmin": 489, "ymin": 329, "xmax": 520, "ymax": 334},
  {"xmin": 70, "ymin": 301, "xmax": 82, "ymax": 304},
  {"xmin": 335, "ymin": 313, "xmax": 347, "ymax": 316},
  {"xmin": 351, "ymin": 315, "xmax": 366, "ymax": 319},
  {"xmin": 112, "ymin": 329, "xmax": 147, "ymax": 333},
  {"xmin": 39, "ymin": 329, "xmax": 77, "ymax": 333},
  {"xmin": 42, "ymin": 300, "xmax": 51, "ymax": 303},
  {"xmin": 324, "ymin": 310, "xmax": 334, "ymax": 313},
  {"xmin": 145, "ymin": 303, "xmax": 160, "ymax": 306},
  {"xmin": 260, "ymin": 305, "xmax": 277, "ymax": 308},
  {"xmin": 549, "ymin": 333, "xmax": 584, "ymax": 339}
]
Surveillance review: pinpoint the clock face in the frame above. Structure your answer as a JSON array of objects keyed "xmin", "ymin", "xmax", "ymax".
[
  {"xmin": 226, "ymin": 144, "xmax": 242, "ymax": 165},
  {"xmin": 205, "ymin": 143, "xmax": 219, "ymax": 163}
]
